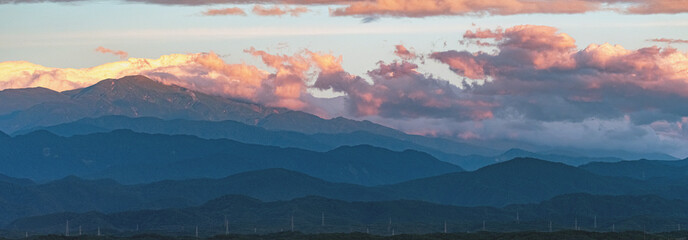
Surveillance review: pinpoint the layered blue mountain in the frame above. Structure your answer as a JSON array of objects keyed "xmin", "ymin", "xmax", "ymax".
[
  {"xmin": 9, "ymin": 193, "xmax": 688, "ymax": 234},
  {"xmin": 0, "ymin": 75, "xmax": 495, "ymax": 158},
  {"xmin": 385, "ymin": 158, "xmax": 688, "ymax": 206},
  {"xmin": 0, "ymin": 130, "xmax": 461, "ymax": 185},
  {"xmin": 0, "ymin": 169, "xmax": 392, "ymax": 226},
  {"xmin": 20, "ymin": 116, "xmax": 677, "ymax": 171},
  {"xmin": 451, "ymin": 148, "xmax": 678, "ymax": 171},
  {"xmin": 14, "ymin": 115, "xmax": 478, "ymax": 167},
  {"xmin": 2, "ymin": 158, "xmax": 688, "ymax": 228}
]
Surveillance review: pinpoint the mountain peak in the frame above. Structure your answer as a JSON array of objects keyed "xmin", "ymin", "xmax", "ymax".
[
  {"xmin": 18, "ymin": 129, "xmax": 59, "ymax": 139},
  {"xmin": 499, "ymin": 148, "xmax": 537, "ymax": 159},
  {"xmin": 74, "ymin": 75, "xmax": 177, "ymax": 97},
  {"xmin": 479, "ymin": 157, "xmax": 574, "ymax": 174}
]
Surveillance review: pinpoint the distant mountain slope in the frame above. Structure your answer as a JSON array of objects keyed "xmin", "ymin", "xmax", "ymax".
[
  {"xmin": 9, "ymin": 193, "xmax": 688, "ymax": 234},
  {"xmin": 0, "ymin": 87, "xmax": 70, "ymax": 116},
  {"xmin": 0, "ymin": 173, "xmax": 34, "ymax": 186},
  {"xmin": 385, "ymin": 158, "xmax": 672, "ymax": 206},
  {"xmin": 0, "ymin": 130, "xmax": 461, "ymax": 185},
  {"xmin": 0, "ymin": 169, "xmax": 394, "ymax": 227},
  {"xmin": 580, "ymin": 159, "xmax": 688, "ymax": 180},
  {"xmin": 0, "ymin": 76, "xmax": 282, "ymax": 133}
]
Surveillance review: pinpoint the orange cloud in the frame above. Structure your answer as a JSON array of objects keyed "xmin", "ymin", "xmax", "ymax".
[
  {"xmin": 252, "ymin": 5, "xmax": 309, "ymax": 16},
  {"xmin": 95, "ymin": 46, "xmax": 129, "ymax": 59},
  {"xmin": 394, "ymin": 45, "xmax": 416, "ymax": 60},
  {"xmin": 623, "ymin": 0, "xmax": 688, "ymax": 14},
  {"xmin": 202, "ymin": 7, "xmax": 247, "ymax": 16}
]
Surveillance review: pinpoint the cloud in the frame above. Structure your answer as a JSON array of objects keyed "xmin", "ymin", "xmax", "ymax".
[
  {"xmin": 251, "ymin": 5, "xmax": 309, "ymax": 16},
  {"xmin": 430, "ymin": 24, "xmax": 688, "ymax": 125},
  {"xmin": 6, "ymin": 0, "xmax": 688, "ymax": 16},
  {"xmin": 312, "ymin": 59, "xmax": 496, "ymax": 120},
  {"xmin": 329, "ymin": 0, "xmax": 688, "ymax": 17},
  {"xmin": 393, "ymin": 44, "xmax": 416, "ymax": 60},
  {"xmin": 329, "ymin": 0, "xmax": 598, "ymax": 17},
  {"xmin": 202, "ymin": 7, "xmax": 247, "ymax": 16},
  {"xmin": 0, "ymin": 0, "xmax": 359, "ymax": 5},
  {"xmin": 623, "ymin": 0, "xmax": 688, "ymax": 14},
  {"xmin": 95, "ymin": 46, "xmax": 129, "ymax": 59},
  {"xmin": 648, "ymin": 38, "xmax": 688, "ymax": 44}
]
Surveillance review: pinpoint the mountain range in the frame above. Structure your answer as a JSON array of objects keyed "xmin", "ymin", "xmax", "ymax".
[
  {"xmin": 2, "ymin": 75, "xmax": 675, "ymax": 170},
  {"xmin": 0, "ymin": 75, "xmax": 496, "ymax": 158},
  {"xmin": 2, "ymin": 75, "xmax": 687, "ymax": 237},
  {"xmin": 2, "ymin": 158, "xmax": 688, "ymax": 227},
  {"xmin": 16, "ymin": 115, "xmax": 680, "ymax": 171},
  {"xmin": 0, "ymin": 129, "xmax": 461, "ymax": 185}
]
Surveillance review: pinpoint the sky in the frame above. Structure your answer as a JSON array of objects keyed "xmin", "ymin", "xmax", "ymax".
[{"xmin": 1, "ymin": 0, "xmax": 688, "ymax": 157}]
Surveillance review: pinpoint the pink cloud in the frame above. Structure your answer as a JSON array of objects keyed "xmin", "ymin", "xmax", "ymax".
[
  {"xmin": 95, "ymin": 46, "xmax": 129, "ymax": 59},
  {"xmin": 202, "ymin": 7, "xmax": 247, "ymax": 16},
  {"xmin": 648, "ymin": 38, "xmax": 688, "ymax": 45},
  {"xmin": 431, "ymin": 25, "xmax": 688, "ymax": 124},
  {"xmin": 330, "ymin": 0, "xmax": 598, "ymax": 17}
]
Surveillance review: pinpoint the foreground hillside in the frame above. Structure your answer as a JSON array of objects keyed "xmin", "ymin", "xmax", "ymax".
[{"xmin": 1, "ymin": 230, "xmax": 685, "ymax": 240}]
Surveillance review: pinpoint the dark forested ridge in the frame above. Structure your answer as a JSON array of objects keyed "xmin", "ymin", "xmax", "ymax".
[
  {"xmin": 2, "ymin": 231, "xmax": 687, "ymax": 240},
  {"xmin": 7, "ymin": 193, "xmax": 688, "ymax": 235},
  {"xmin": 0, "ymin": 169, "xmax": 395, "ymax": 226}
]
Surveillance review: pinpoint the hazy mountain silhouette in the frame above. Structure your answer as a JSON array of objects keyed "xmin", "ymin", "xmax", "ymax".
[
  {"xmin": 0, "ymin": 130, "xmax": 461, "ymax": 185},
  {"xmin": 385, "ymin": 158, "xmax": 680, "ymax": 206},
  {"xmin": 451, "ymin": 149, "xmax": 628, "ymax": 171},
  {"xmin": 15, "ymin": 115, "xmax": 479, "ymax": 168},
  {"xmin": 580, "ymin": 159, "xmax": 688, "ymax": 180},
  {"xmin": 0, "ymin": 87, "xmax": 70, "ymax": 116}
]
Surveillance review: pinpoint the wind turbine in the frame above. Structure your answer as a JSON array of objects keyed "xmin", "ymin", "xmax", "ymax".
[{"xmin": 225, "ymin": 216, "xmax": 229, "ymax": 235}]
